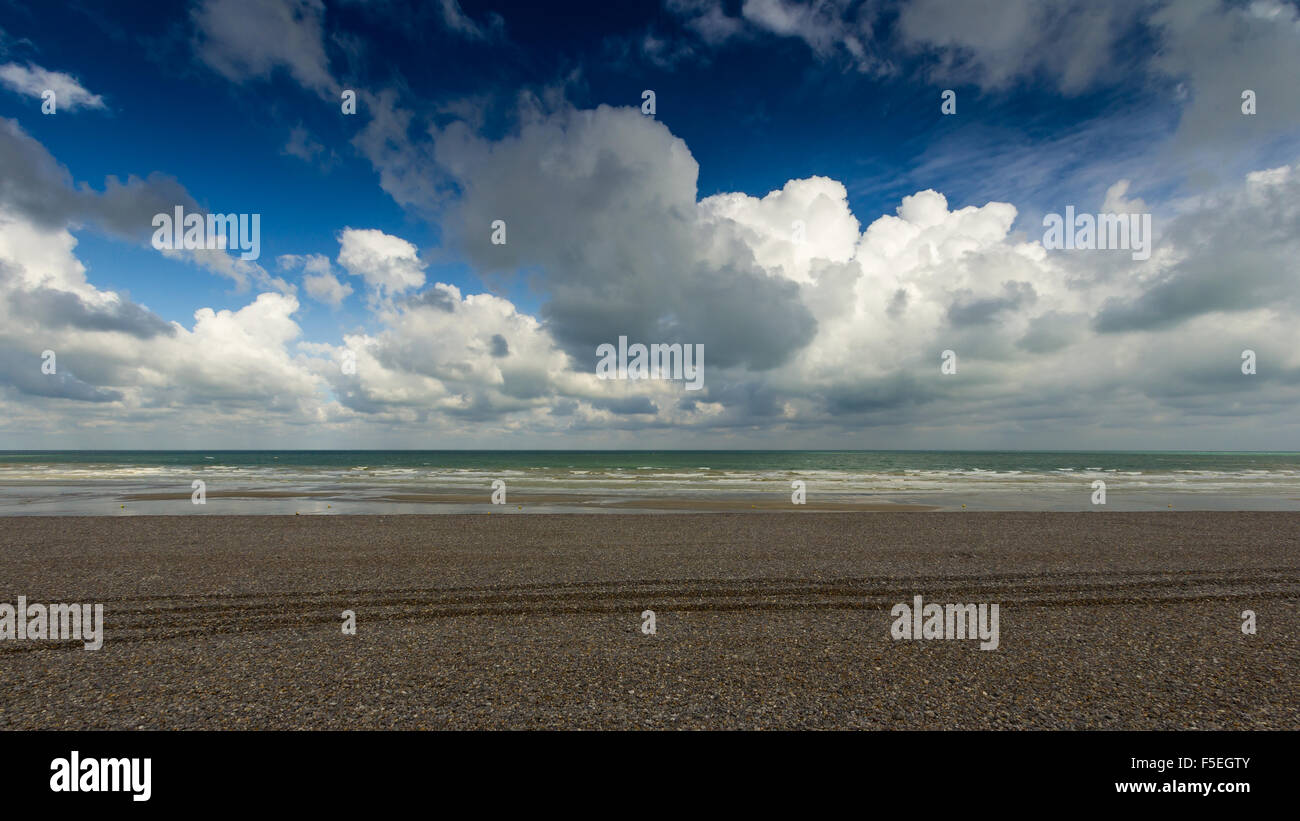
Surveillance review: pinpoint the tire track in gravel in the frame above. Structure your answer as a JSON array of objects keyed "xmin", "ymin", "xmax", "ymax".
[{"xmin": 3, "ymin": 568, "xmax": 1296, "ymax": 651}]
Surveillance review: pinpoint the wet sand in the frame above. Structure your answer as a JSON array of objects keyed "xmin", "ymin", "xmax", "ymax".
[{"xmin": 0, "ymin": 512, "xmax": 1296, "ymax": 729}]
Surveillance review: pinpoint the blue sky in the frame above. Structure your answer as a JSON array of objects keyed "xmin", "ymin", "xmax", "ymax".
[
  {"xmin": 0, "ymin": 0, "xmax": 1192, "ymax": 323},
  {"xmin": 0, "ymin": 0, "xmax": 1298, "ymax": 448}
]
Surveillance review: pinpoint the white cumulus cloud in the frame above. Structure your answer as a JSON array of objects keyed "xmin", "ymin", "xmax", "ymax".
[{"xmin": 0, "ymin": 62, "xmax": 105, "ymax": 110}]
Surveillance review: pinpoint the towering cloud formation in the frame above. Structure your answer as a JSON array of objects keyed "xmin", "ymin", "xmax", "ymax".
[
  {"xmin": 3, "ymin": 90, "xmax": 1300, "ymax": 448},
  {"xmin": 2, "ymin": 0, "xmax": 1300, "ymax": 447}
]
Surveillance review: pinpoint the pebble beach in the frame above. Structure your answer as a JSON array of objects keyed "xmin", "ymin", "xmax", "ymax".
[{"xmin": 1, "ymin": 512, "xmax": 1296, "ymax": 729}]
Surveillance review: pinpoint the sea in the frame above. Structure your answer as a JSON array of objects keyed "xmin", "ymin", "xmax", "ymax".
[{"xmin": 2, "ymin": 450, "xmax": 1300, "ymax": 515}]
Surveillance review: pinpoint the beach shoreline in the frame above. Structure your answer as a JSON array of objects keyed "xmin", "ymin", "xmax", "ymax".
[
  {"xmin": 8, "ymin": 449, "xmax": 1300, "ymax": 516},
  {"xmin": 1, "ymin": 512, "xmax": 1296, "ymax": 729}
]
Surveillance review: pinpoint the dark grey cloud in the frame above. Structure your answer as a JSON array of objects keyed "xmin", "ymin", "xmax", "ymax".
[
  {"xmin": 8, "ymin": 286, "xmax": 175, "ymax": 339},
  {"xmin": 896, "ymin": 0, "xmax": 1149, "ymax": 94},
  {"xmin": 947, "ymin": 281, "xmax": 1037, "ymax": 327},
  {"xmin": 440, "ymin": 391, "xmax": 537, "ymax": 421},
  {"xmin": 0, "ymin": 117, "xmax": 283, "ymax": 292},
  {"xmin": 821, "ymin": 373, "xmax": 937, "ymax": 416},
  {"xmin": 333, "ymin": 383, "xmax": 393, "ymax": 414},
  {"xmin": 886, "ymin": 287, "xmax": 909, "ymax": 318},
  {"xmin": 591, "ymin": 395, "xmax": 659, "ymax": 415},
  {"xmin": 438, "ymin": 107, "xmax": 817, "ymax": 371},
  {"xmin": 405, "ymin": 287, "xmax": 458, "ymax": 312},
  {"xmin": 0, "ymin": 347, "xmax": 123, "ymax": 403},
  {"xmin": 1095, "ymin": 168, "xmax": 1300, "ymax": 333},
  {"xmin": 1017, "ymin": 311, "xmax": 1086, "ymax": 354},
  {"xmin": 0, "ymin": 117, "xmax": 200, "ymax": 242},
  {"xmin": 697, "ymin": 381, "xmax": 787, "ymax": 419},
  {"xmin": 498, "ymin": 365, "xmax": 548, "ymax": 400}
]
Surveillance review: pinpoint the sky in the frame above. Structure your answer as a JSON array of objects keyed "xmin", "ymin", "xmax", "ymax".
[{"xmin": 0, "ymin": 0, "xmax": 1298, "ymax": 449}]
